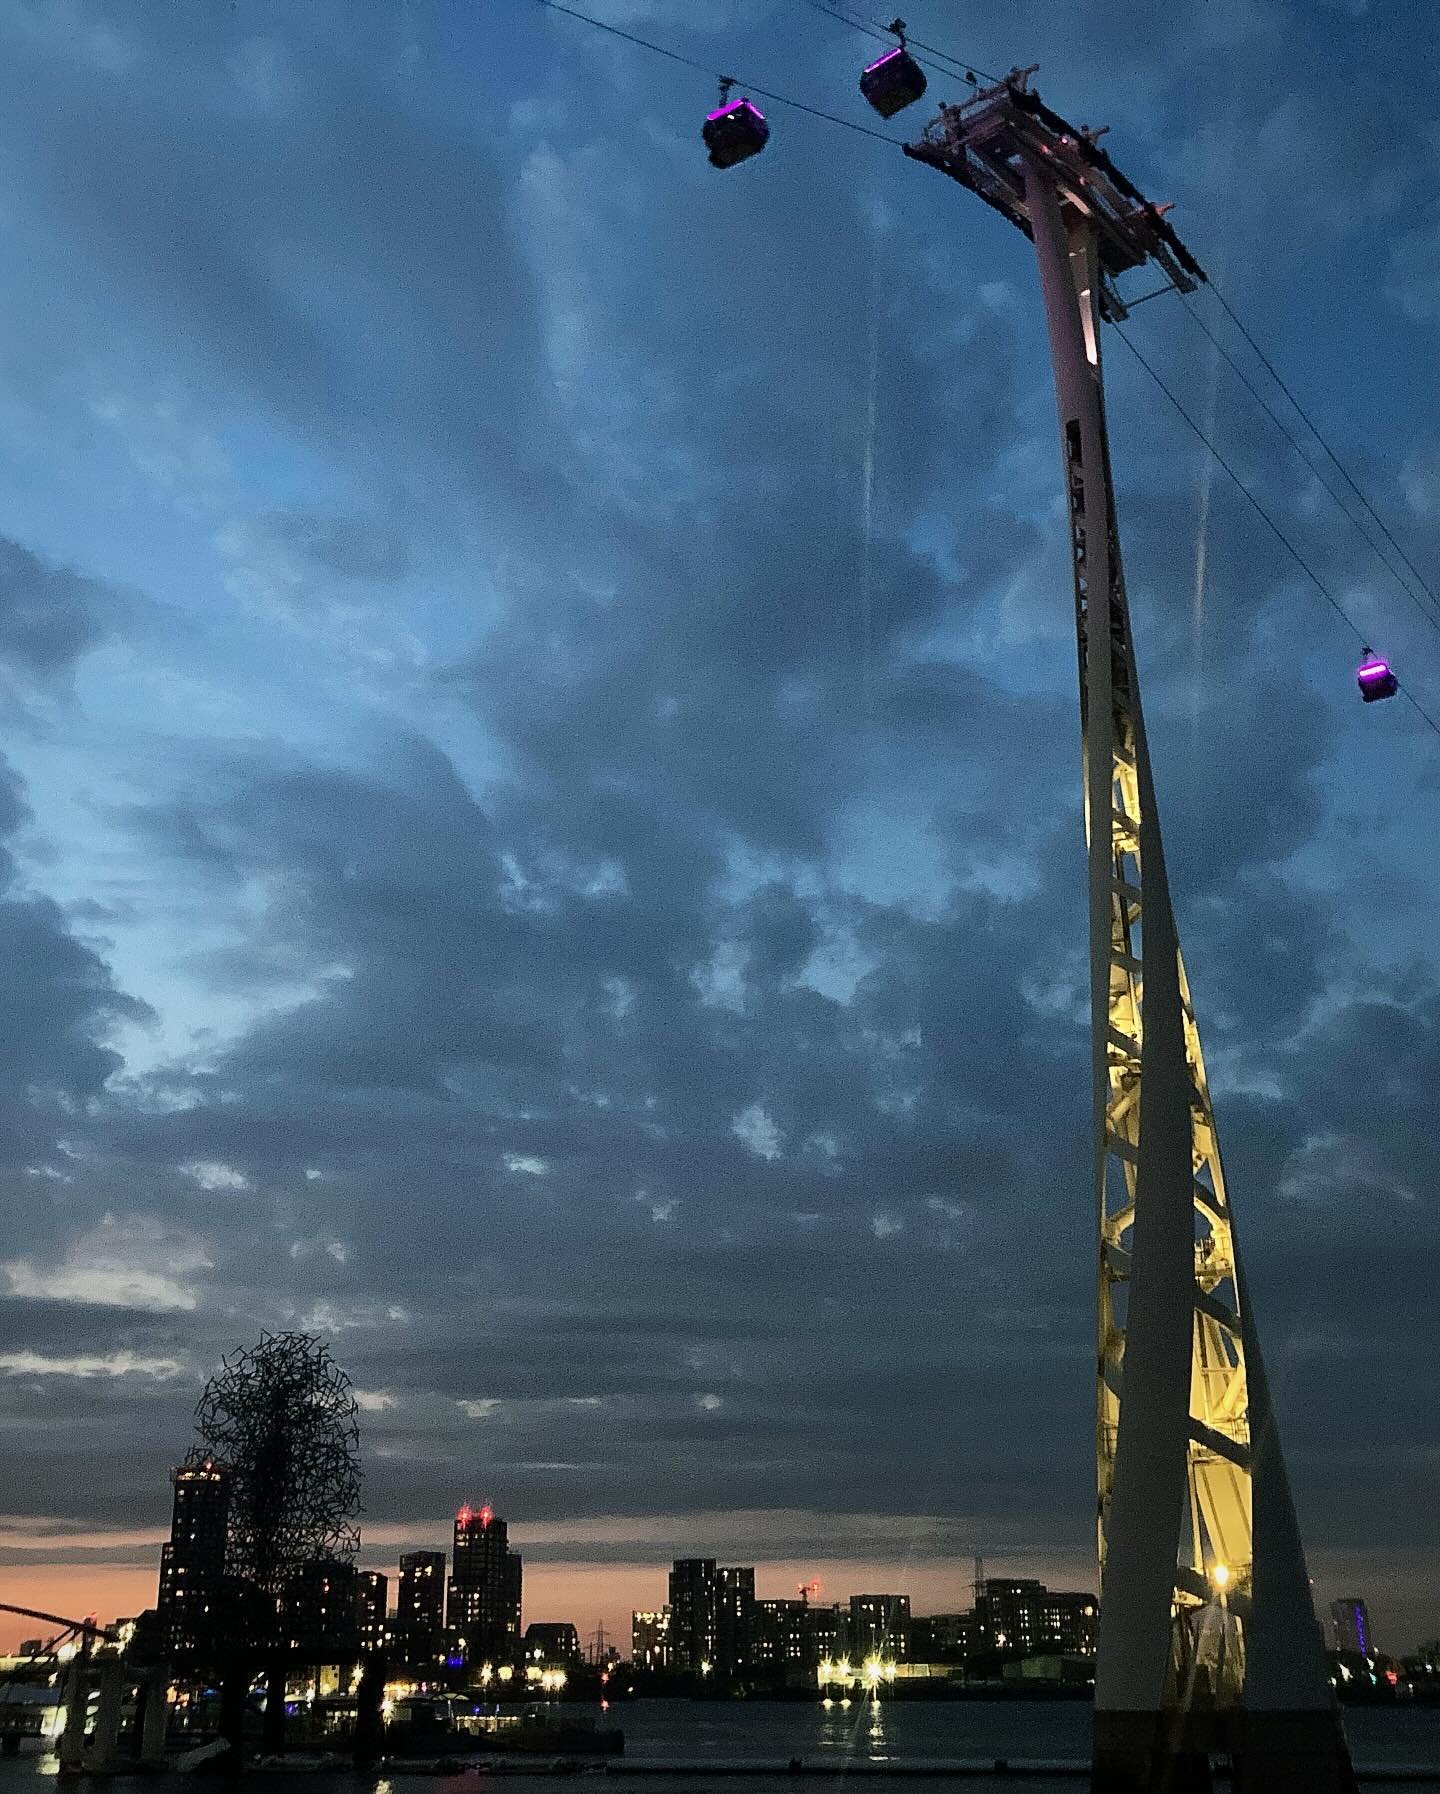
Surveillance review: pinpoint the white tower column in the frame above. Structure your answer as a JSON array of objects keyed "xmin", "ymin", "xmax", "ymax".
[
  {"xmin": 902, "ymin": 70, "xmax": 1356, "ymax": 1794},
  {"xmin": 1025, "ymin": 156, "xmax": 1198, "ymax": 1723},
  {"xmin": 1024, "ymin": 145, "xmax": 1354, "ymax": 1794}
]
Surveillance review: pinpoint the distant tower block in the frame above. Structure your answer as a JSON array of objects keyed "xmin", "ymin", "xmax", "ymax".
[
  {"xmin": 1329, "ymin": 1598, "xmax": 1373, "ymax": 1657},
  {"xmin": 905, "ymin": 75, "xmax": 1356, "ymax": 1794}
]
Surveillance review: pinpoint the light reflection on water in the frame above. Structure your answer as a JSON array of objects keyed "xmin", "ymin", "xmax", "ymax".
[
  {"xmin": 0, "ymin": 1697, "xmax": 1436, "ymax": 1794},
  {"xmin": 812, "ymin": 1690, "xmax": 887, "ymax": 1764}
]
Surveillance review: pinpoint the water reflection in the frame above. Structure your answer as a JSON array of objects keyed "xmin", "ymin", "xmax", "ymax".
[{"xmin": 814, "ymin": 1691, "xmax": 887, "ymax": 1764}]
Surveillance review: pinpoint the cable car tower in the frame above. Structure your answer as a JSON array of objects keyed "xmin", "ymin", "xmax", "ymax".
[{"xmin": 904, "ymin": 74, "xmax": 1356, "ymax": 1794}]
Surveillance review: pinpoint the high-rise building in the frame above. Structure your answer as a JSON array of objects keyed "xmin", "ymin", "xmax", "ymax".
[
  {"xmin": 156, "ymin": 1458, "xmax": 232, "ymax": 1662},
  {"xmin": 916, "ymin": 1610, "xmax": 982, "ymax": 1661},
  {"xmin": 631, "ymin": 1608, "xmax": 671, "ymax": 1671},
  {"xmin": 849, "ymin": 1594, "xmax": 911, "ymax": 1662},
  {"xmin": 397, "ymin": 1550, "xmax": 447, "ymax": 1669},
  {"xmin": 357, "ymin": 1570, "xmax": 389, "ymax": 1656},
  {"xmin": 716, "ymin": 1566, "xmax": 755, "ymax": 1675},
  {"xmin": 975, "ymin": 1579, "xmax": 1098, "ymax": 1657},
  {"xmin": 447, "ymin": 1504, "xmax": 522, "ymax": 1666},
  {"xmin": 804, "ymin": 1602, "xmax": 849, "ymax": 1666},
  {"xmin": 753, "ymin": 1599, "xmax": 806, "ymax": 1673},
  {"xmin": 1039, "ymin": 1589, "xmax": 1098, "ymax": 1657},
  {"xmin": 284, "ymin": 1560, "xmax": 360, "ymax": 1658},
  {"xmin": 668, "ymin": 1559, "xmax": 718, "ymax": 1672},
  {"xmin": 1330, "ymin": 1598, "xmax": 1373, "ymax": 1657}
]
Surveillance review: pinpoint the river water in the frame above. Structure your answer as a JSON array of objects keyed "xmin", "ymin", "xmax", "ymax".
[{"xmin": 2, "ymin": 1698, "xmax": 1438, "ymax": 1792}]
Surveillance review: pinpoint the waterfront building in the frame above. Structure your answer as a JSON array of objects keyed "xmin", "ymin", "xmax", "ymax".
[
  {"xmin": 975, "ymin": 1579, "xmax": 1098, "ymax": 1656},
  {"xmin": 631, "ymin": 1607, "xmax": 671, "ymax": 1671},
  {"xmin": 667, "ymin": 1559, "xmax": 756, "ymax": 1675},
  {"xmin": 804, "ymin": 1601, "xmax": 849, "ymax": 1665},
  {"xmin": 1042, "ymin": 1590, "xmax": 1099, "ymax": 1656},
  {"xmin": 357, "ymin": 1570, "xmax": 389, "ymax": 1655},
  {"xmin": 753, "ymin": 1598, "xmax": 806, "ymax": 1672},
  {"xmin": 914, "ymin": 1610, "xmax": 982, "ymax": 1661},
  {"xmin": 396, "ymin": 1550, "xmax": 446, "ymax": 1669},
  {"xmin": 716, "ymin": 1565, "xmax": 756, "ymax": 1675},
  {"xmin": 506, "ymin": 1555, "xmax": 523, "ymax": 1649},
  {"xmin": 669, "ymin": 1559, "xmax": 718, "ymax": 1672},
  {"xmin": 447, "ymin": 1504, "xmax": 522, "ymax": 1665},
  {"xmin": 156, "ymin": 1458, "xmax": 232, "ymax": 1662},
  {"xmin": 523, "ymin": 1621, "xmax": 583, "ymax": 1668},
  {"xmin": 849, "ymin": 1593, "xmax": 911, "ymax": 1662},
  {"xmin": 1331, "ymin": 1598, "xmax": 1374, "ymax": 1657},
  {"xmin": 284, "ymin": 1559, "xmax": 360, "ymax": 1658}
]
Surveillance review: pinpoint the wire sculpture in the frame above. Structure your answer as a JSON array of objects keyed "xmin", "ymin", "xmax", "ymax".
[{"xmin": 192, "ymin": 1331, "xmax": 362, "ymax": 1601}]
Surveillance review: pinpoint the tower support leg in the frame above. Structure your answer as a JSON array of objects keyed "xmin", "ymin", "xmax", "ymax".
[
  {"xmin": 57, "ymin": 1664, "xmax": 88, "ymax": 1774},
  {"xmin": 139, "ymin": 1669, "xmax": 170, "ymax": 1769},
  {"xmin": 85, "ymin": 1659, "xmax": 124, "ymax": 1775},
  {"xmin": 1229, "ymin": 1710, "xmax": 1359, "ymax": 1794},
  {"xmin": 1092, "ymin": 1710, "xmax": 1214, "ymax": 1794}
]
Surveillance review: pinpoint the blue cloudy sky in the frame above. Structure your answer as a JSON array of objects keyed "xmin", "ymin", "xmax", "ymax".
[{"xmin": 1, "ymin": 0, "xmax": 1438, "ymax": 1652}]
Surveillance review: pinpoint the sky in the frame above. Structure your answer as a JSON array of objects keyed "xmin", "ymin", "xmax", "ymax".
[{"xmin": 1, "ymin": 0, "xmax": 1438, "ymax": 1657}]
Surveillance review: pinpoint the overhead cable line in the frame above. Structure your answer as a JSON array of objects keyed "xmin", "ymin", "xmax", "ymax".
[
  {"xmin": 1205, "ymin": 282, "xmax": 1440, "ymax": 628},
  {"xmin": 796, "ymin": 0, "xmax": 1000, "ymax": 86},
  {"xmin": 535, "ymin": 0, "xmax": 1439, "ymax": 742},
  {"xmin": 791, "ymin": 2, "xmax": 1440, "ymax": 716},
  {"xmin": 1178, "ymin": 297, "xmax": 1440, "ymax": 639},
  {"xmin": 535, "ymin": 0, "xmax": 902, "ymax": 146},
  {"xmin": 818, "ymin": 6, "xmax": 1440, "ymax": 642},
  {"xmin": 1114, "ymin": 323, "xmax": 1440, "ymax": 742}
]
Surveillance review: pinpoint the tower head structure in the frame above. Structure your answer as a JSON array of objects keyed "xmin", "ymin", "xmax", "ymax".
[
  {"xmin": 905, "ymin": 70, "xmax": 1355, "ymax": 1794},
  {"xmin": 904, "ymin": 70, "xmax": 1204, "ymax": 322}
]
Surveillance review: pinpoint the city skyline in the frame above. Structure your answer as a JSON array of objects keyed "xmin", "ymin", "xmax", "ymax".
[
  {"xmin": 2, "ymin": 0, "xmax": 1438, "ymax": 1674},
  {"xmin": 44, "ymin": 1451, "xmax": 1404, "ymax": 1686},
  {"xmin": 2, "ymin": 1467, "xmax": 1403, "ymax": 1660},
  {"xmin": 139, "ymin": 1448, "xmax": 1108, "ymax": 1680}
]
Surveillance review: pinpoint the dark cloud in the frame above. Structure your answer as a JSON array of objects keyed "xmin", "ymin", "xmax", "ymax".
[
  {"xmin": 0, "ymin": 534, "xmax": 111, "ymax": 693},
  {"xmin": 0, "ymin": 754, "xmax": 151, "ymax": 1173},
  {"xmin": 221, "ymin": 509, "xmax": 412, "ymax": 593}
]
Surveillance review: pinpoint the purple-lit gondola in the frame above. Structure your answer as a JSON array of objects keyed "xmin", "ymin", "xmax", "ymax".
[
  {"xmin": 859, "ymin": 31, "xmax": 927, "ymax": 119},
  {"xmin": 1357, "ymin": 652, "xmax": 1399, "ymax": 702},
  {"xmin": 703, "ymin": 81, "xmax": 769, "ymax": 169}
]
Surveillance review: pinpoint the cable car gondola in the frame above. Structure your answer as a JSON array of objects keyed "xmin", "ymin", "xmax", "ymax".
[
  {"xmin": 1356, "ymin": 651, "xmax": 1399, "ymax": 702},
  {"xmin": 703, "ymin": 78, "xmax": 769, "ymax": 169},
  {"xmin": 859, "ymin": 20, "xmax": 927, "ymax": 118}
]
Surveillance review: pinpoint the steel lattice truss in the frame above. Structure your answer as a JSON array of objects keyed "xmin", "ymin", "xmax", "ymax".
[
  {"xmin": 193, "ymin": 1330, "xmax": 362, "ymax": 1598},
  {"xmin": 1086, "ymin": 497, "xmax": 1254, "ymax": 1621}
]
